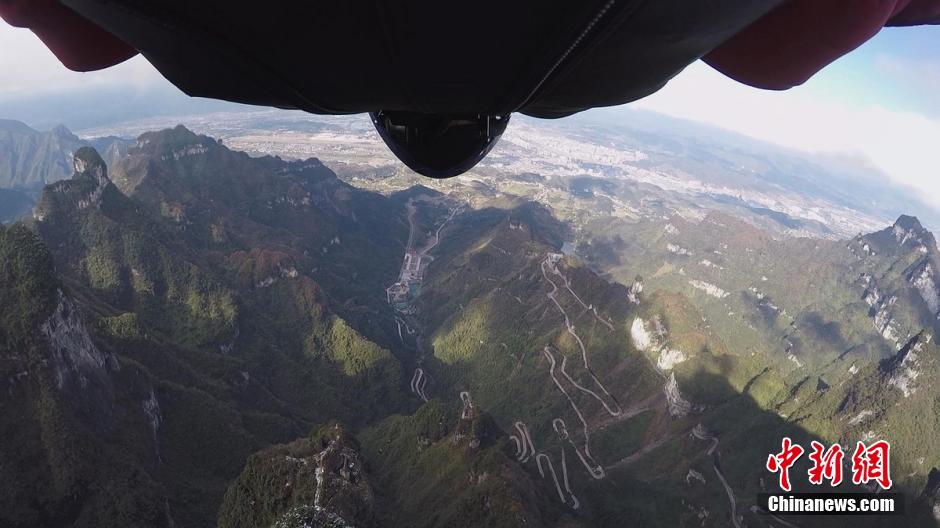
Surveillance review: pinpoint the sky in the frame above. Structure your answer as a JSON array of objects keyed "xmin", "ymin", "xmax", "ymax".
[
  {"xmin": 630, "ymin": 25, "xmax": 940, "ymax": 208},
  {"xmin": 1, "ymin": 21, "xmax": 938, "ymax": 207}
]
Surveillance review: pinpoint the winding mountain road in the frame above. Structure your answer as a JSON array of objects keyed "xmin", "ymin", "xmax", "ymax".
[
  {"xmin": 410, "ymin": 368, "xmax": 429, "ymax": 402},
  {"xmin": 536, "ymin": 453, "xmax": 567, "ymax": 503},
  {"xmin": 510, "ymin": 435, "xmax": 523, "ymax": 458},
  {"xmin": 543, "ymin": 347, "xmax": 605, "ymax": 479},
  {"xmin": 549, "ymin": 263, "xmax": 615, "ymax": 332},
  {"xmin": 691, "ymin": 424, "xmax": 741, "ymax": 528},
  {"xmin": 459, "ymin": 391, "xmax": 473, "ymax": 420},
  {"xmin": 540, "ymin": 258, "xmax": 622, "ymax": 415},
  {"xmin": 560, "ymin": 448, "xmax": 581, "ymax": 510},
  {"xmin": 514, "ymin": 421, "xmax": 537, "ymax": 463},
  {"xmin": 418, "ymin": 205, "xmax": 460, "ymax": 258}
]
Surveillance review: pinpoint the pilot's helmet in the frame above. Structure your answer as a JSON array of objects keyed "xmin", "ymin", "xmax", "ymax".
[{"xmin": 370, "ymin": 111, "xmax": 510, "ymax": 179}]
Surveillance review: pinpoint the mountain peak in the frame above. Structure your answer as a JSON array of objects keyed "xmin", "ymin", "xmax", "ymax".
[
  {"xmin": 50, "ymin": 124, "xmax": 76, "ymax": 138},
  {"xmin": 887, "ymin": 214, "xmax": 935, "ymax": 251},
  {"xmin": 133, "ymin": 125, "xmax": 217, "ymax": 163},
  {"xmin": 73, "ymin": 147, "xmax": 108, "ymax": 184},
  {"xmin": 33, "ymin": 147, "xmax": 114, "ymax": 221},
  {"xmin": 894, "ymin": 214, "xmax": 924, "ymax": 233},
  {"xmin": 166, "ymin": 124, "xmax": 198, "ymax": 139},
  {"xmin": 137, "ymin": 124, "xmax": 201, "ymax": 146}
]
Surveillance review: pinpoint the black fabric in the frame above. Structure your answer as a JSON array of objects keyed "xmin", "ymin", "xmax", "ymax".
[
  {"xmin": 61, "ymin": 0, "xmax": 783, "ymax": 117},
  {"xmin": 370, "ymin": 111, "xmax": 510, "ymax": 178}
]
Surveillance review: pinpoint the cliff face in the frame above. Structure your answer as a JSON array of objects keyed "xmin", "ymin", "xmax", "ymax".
[
  {"xmin": 847, "ymin": 215, "xmax": 940, "ymax": 351},
  {"xmin": 0, "ymin": 223, "xmax": 169, "ymax": 528},
  {"xmin": 41, "ymin": 289, "xmax": 120, "ymax": 393},
  {"xmin": 2, "ymin": 130, "xmax": 413, "ymax": 527},
  {"xmin": 882, "ymin": 331, "xmax": 932, "ymax": 399}
]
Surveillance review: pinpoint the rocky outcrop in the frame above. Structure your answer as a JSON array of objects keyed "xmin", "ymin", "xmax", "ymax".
[
  {"xmin": 142, "ymin": 388, "xmax": 163, "ymax": 460},
  {"xmin": 916, "ymin": 468, "xmax": 940, "ymax": 522},
  {"xmin": 665, "ymin": 373, "xmax": 692, "ymax": 417},
  {"xmin": 688, "ymin": 279, "xmax": 728, "ymax": 299},
  {"xmin": 33, "ymin": 146, "xmax": 116, "ymax": 222},
  {"xmin": 71, "ymin": 147, "xmax": 112, "ymax": 210},
  {"xmin": 632, "ymin": 316, "xmax": 688, "ymax": 372},
  {"xmin": 860, "ymin": 273, "xmax": 901, "ymax": 344},
  {"xmin": 882, "ymin": 332, "xmax": 930, "ymax": 398},
  {"xmin": 40, "ymin": 289, "xmax": 119, "ymax": 392},
  {"xmin": 299, "ymin": 426, "xmax": 373, "ymax": 528},
  {"xmin": 630, "ymin": 317, "xmax": 656, "ymax": 352},
  {"xmin": 892, "ymin": 215, "xmax": 930, "ymax": 249},
  {"xmin": 657, "ymin": 348, "xmax": 688, "ymax": 371},
  {"xmin": 218, "ymin": 424, "xmax": 377, "ymax": 528},
  {"xmin": 627, "ymin": 276, "xmax": 643, "ymax": 304},
  {"xmin": 908, "ymin": 260, "xmax": 940, "ymax": 317},
  {"xmin": 667, "ymin": 243, "xmax": 692, "ymax": 256},
  {"xmin": 0, "ymin": 120, "xmax": 84, "ymax": 190}
]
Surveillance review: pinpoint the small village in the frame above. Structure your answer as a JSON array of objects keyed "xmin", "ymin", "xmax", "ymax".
[{"xmin": 386, "ymin": 197, "xmax": 461, "ymax": 313}]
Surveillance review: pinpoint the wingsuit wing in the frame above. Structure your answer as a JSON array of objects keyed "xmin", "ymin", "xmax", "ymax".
[
  {"xmin": 704, "ymin": 0, "xmax": 940, "ymax": 90},
  {"xmin": 2, "ymin": 0, "xmax": 938, "ymax": 116}
]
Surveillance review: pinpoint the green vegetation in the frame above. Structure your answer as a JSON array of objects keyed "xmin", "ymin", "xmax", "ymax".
[
  {"xmin": 218, "ymin": 423, "xmax": 378, "ymax": 528},
  {"xmin": 432, "ymin": 301, "xmax": 492, "ymax": 364},
  {"xmin": 98, "ymin": 312, "xmax": 144, "ymax": 339},
  {"xmin": 5, "ymin": 127, "xmax": 940, "ymax": 527},
  {"xmin": 359, "ymin": 401, "xmax": 549, "ymax": 528},
  {"xmin": 592, "ymin": 410, "xmax": 654, "ymax": 461},
  {"xmin": 321, "ymin": 316, "xmax": 395, "ymax": 377},
  {"xmin": 1, "ymin": 135, "xmax": 413, "ymax": 527},
  {"xmin": 0, "ymin": 224, "xmax": 56, "ymax": 343}
]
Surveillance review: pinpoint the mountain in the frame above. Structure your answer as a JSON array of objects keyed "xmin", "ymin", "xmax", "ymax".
[
  {"xmin": 0, "ymin": 119, "xmax": 85, "ymax": 190},
  {"xmin": 378, "ymin": 198, "xmax": 940, "ymax": 526},
  {"xmin": 0, "ymin": 119, "xmax": 129, "ymax": 192},
  {"xmin": 0, "ymin": 221, "xmax": 168, "ymax": 527},
  {"xmin": 3, "ymin": 133, "xmax": 412, "ymax": 527},
  {"xmin": 3, "ymin": 125, "xmax": 940, "ymax": 527},
  {"xmin": 80, "ymin": 108, "xmax": 940, "ymax": 238},
  {"xmin": 217, "ymin": 423, "xmax": 380, "ymax": 528}
]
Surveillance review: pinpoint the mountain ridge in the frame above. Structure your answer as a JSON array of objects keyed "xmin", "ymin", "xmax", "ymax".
[{"xmin": 2, "ymin": 126, "xmax": 940, "ymax": 526}]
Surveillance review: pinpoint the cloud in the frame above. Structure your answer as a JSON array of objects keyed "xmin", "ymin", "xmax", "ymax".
[
  {"xmin": 632, "ymin": 61, "xmax": 940, "ymax": 209},
  {"xmin": 0, "ymin": 25, "xmax": 164, "ymax": 101}
]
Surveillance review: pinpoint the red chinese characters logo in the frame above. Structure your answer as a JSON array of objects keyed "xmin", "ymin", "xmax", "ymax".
[
  {"xmin": 766, "ymin": 438, "xmax": 892, "ymax": 491},
  {"xmin": 807, "ymin": 440, "xmax": 844, "ymax": 486},
  {"xmin": 851, "ymin": 440, "xmax": 892, "ymax": 490},
  {"xmin": 766, "ymin": 437, "xmax": 804, "ymax": 492}
]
